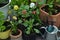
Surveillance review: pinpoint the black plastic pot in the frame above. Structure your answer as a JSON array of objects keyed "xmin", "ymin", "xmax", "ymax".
[
  {"xmin": 22, "ymin": 33, "xmax": 30, "ymax": 40},
  {"xmin": 3, "ymin": 21, "xmax": 11, "ymax": 31},
  {"xmin": 22, "ymin": 32, "xmax": 36, "ymax": 40},
  {"xmin": 29, "ymin": 33, "xmax": 36, "ymax": 40}
]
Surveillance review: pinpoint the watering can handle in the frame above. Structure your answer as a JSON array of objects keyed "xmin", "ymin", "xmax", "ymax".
[
  {"xmin": 9, "ymin": 0, "xmax": 11, "ymax": 3},
  {"xmin": 40, "ymin": 27, "xmax": 46, "ymax": 30}
]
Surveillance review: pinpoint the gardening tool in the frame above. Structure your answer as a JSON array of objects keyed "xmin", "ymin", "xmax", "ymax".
[{"xmin": 45, "ymin": 16, "xmax": 58, "ymax": 40}]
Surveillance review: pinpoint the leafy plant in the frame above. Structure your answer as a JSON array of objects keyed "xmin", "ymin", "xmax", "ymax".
[
  {"xmin": 10, "ymin": 0, "xmax": 29, "ymax": 7},
  {"xmin": 12, "ymin": 7, "xmax": 41, "ymax": 35},
  {"xmin": 45, "ymin": 0, "xmax": 58, "ymax": 15},
  {"xmin": 38, "ymin": 0, "xmax": 46, "ymax": 6},
  {"xmin": 14, "ymin": 4, "xmax": 30, "ymax": 24},
  {"xmin": 18, "ymin": 4, "xmax": 30, "ymax": 18},
  {"xmin": 10, "ymin": 1, "xmax": 43, "ymax": 35},
  {"xmin": 0, "ymin": 11, "xmax": 6, "ymax": 32},
  {"xmin": 17, "ymin": 3, "xmax": 42, "ymax": 24},
  {"xmin": 29, "ymin": 3, "xmax": 42, "ymax": 24},
  {"xmin": 46, "ymin": 0, "xmax": 60, "ymax": 6},
  {"xmin": 10, "ymin": 16, "xmax": 18, "ymax": 34},
  {"xmin": 23, "ymin": 19, "xmax": 40, "ymax": 35}
]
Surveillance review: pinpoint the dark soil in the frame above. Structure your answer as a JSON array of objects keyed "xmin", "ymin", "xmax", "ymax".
[
  {"xmin": 0, "ymin": 0, "xmax": 9, "ymax": 7},
  {"xmin": 3, "ymin": 21, "xmax": 11, "ymax": 32},
  {"xmin": 18, "ymin": 24, "xmax": 26, "ymax": 31},
  {"xmin": 12, "ymin": 30, "xmax": 20, "ymax": 36},
  {"xmin": 0, "ymin": 3, "xmax": 8, "ymax": 7},
  {"xmin": 42, "ymin": 5, "xmax": 60, "ymax": 15}
]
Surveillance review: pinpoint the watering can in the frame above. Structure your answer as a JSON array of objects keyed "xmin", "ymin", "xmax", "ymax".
[{"xmin": 40, "ymin": 25, "xmax": 58, "ymax": 40}]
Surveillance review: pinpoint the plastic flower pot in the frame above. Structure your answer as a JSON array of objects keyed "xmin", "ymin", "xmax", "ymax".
[
  {"xmin": 0, "ymin": 29, "xmax": 11, "ymax": 39},
  {"xmin": 22, "ymin": 32, "xmax": 36, "ymax": 40},
  {"xmin": 0, "ymin": 0, "xmax": 11, "ymax": 18},
  {"xmin": 10, "ymin": 29, "xmax": 22, "ymax": 40}
]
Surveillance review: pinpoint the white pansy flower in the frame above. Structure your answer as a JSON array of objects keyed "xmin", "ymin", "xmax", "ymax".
[{"xmin": 30, "ymin": 3, "xmax": 35, "ymax": 8}]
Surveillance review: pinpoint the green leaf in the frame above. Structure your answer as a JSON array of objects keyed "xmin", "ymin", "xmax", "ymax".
[
  {"xmin": 23, "ymin": 20, "xmax": 29, "ymax": 27},
  {"xmin": 20, "ymin": 5, "xmax": 29, "ymax": 10},
  {"xmin": 25, "ymin": 5, "xmax": 29, "ymax": 10},
  {"xmin": 31, "ymin": 0, "xmax": 37, "ymax": 2},
  {"xmin": 0, "ymin": 26, "xmax": 6, "ymax": 32},
  {"xmin": 0, "ymin": 11, "xmax": 5, "ymax": 19},
  {"xmin": 36, "ymin": 9, "xmax": 40, "ymax": 14},
  {"xmin": 18, "ymin": 20, "xmax": 22, "ymax": 23},
  {"xmin": 25, "ymin": 30, "xmax": 30, "ymax": 35},
  {"xmin": 0, "ymin": 20, "xmax": 4, "ymax": 26},
  {"xmin": 35, "ymin": 23, "xmax": 40, "ymax": 26},
  {"xmin": 0, "ymin": 11, "xmax": 5, "ymax": 27},
  {"xmin": 34, "ymin": 28, "xmax": 40, "ymax": 33},
  {"xmin": 38, "ymin": 0, "xmax": 46, "ymax": 5},
  {"xmin": 49, "ymin": 5, "xmax": 53, "ymax": 8}
]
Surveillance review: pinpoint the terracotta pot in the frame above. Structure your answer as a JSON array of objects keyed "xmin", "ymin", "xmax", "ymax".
[
  {"xmin": 10, "ymin": 29, "xmax": 22, "ymax": 40},
  {"xmin": 40, "ymin": 4, "xmax": 60, "ymax": 27}
]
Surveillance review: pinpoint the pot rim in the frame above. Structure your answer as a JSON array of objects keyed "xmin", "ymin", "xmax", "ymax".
[
  {"xmin": 40, "ymin": 4, "xmax": 60, "ymax": 16},
  {"xmin": 0, "ymin": 0, "xmax": 11, "ymax": 9},
  {"xmin": 0, "ymin": 28, "xmax": 11, "ymax": 33},
  {"xmin": 10, "ymin": 29, "xmax": 22, "ymax": 39}
]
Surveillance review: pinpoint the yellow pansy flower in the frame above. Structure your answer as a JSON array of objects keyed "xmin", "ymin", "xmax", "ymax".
[
  {"xmin": 13, "ymin": 16, "xmax": 17, "ymax": 20},
  {"xmin": 14, "ymin": 5, "xmax": 19, "ymax": 10}
]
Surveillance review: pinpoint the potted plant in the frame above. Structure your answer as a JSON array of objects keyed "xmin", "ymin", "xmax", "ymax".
[
  {"xmin": 16, "ymin": 2, "xmax": 43, "ymax": 40},
  {"xmin": 10, "ymin": 1, "xmax": 44, "ymax": 40},
  {"xmin": 15, "ymin": 2, "xmax": 40, "ymax": 31},
  {"xmin": 0, "ymin": 0, "xmax": 11, "ymax": 17},
  {"xmin": 0, "ymin": 11, "xmax": 11, "ymax": 39},
  {"xmin": 40, "ymin": 0, "xmax": 60, "ymax": 27},
  {"xmin": 11, "ymin": 4, "xmax": 30, "ymax": 31},
  {"xmin": 10, "ymin": 16, "xmax": 22, "ymax": 40},
  {"xmin": 9, "ymin": 0, "xmax": 30, "ymax": 36},
  {"xmin": 22, "ymin": 19, "xmax": 42, "ymax": 40},
  {"xmin": 9, "ymin": 0, "xmax": 37, "ymax": 31}
]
